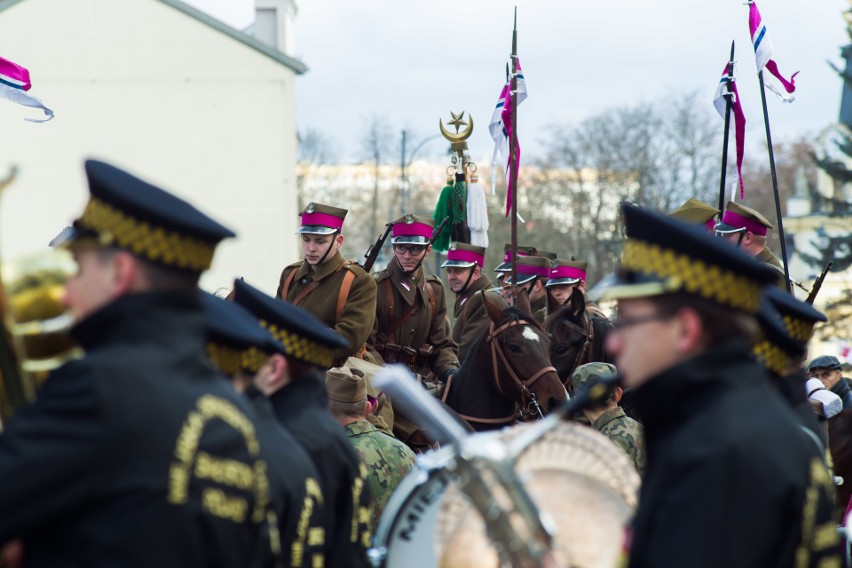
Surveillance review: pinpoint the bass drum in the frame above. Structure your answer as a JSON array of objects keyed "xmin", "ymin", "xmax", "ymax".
[
  {"xmin": 436, "ymin": 421, "xmax": 641, "ymax": 568},
  {"xmin": 369, "ymin": 446, "xmax": 455, "ymax": 568}
]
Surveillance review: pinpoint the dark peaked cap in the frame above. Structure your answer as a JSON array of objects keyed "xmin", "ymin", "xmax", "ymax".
[
  {"xmin": 64, "ymin": 160, "xmax": 235, "ymax": 273},
  {"xmin": 754, "ymin": 288, "xmax": 826, "ymax": 375},
  {"xmin": 199, "ymin": 291, "xmax": 281, "ymax": 376},
  {"xmin": 590, "ymin": 203, "xmax": 778, "ymax": 313},
  {"xmin": 232, "ymin": 279, "xmax": 347, "ymax": 369}
]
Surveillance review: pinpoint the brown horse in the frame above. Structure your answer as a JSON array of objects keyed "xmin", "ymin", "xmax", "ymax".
[
  {"xmin": 443, "ymin": 292, "xmax": 568, "ymax": 432},
  {"xmin": 545, "ymin": 287, "xmax": 614, "ymax": 393}
]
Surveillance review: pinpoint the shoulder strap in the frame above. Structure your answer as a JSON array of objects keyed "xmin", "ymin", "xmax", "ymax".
[
  {"xmin": 460, "ymin": 293, "xmax": 473, "ymax": 329},
  {"xmin": 336, "ymin": 269, "xmax": 356, "ymax": 322},
  {"xmin": 425, "ymin": 280, "xmax": 439, "ymax": 327},
  {"xmin": 279, "ymin": 267, "xmax": 298, "ymax": 300}
]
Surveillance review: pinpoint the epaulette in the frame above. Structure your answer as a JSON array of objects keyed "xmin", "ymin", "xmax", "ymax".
[
  {"xmin": 373, "ymin": 269, "xmax": 391, "ymax": 282},
  {"xmin": 284, "ymin": 260, "xmax": 302, "ymax": 270},
  {"xmin": 344, "ymin": 261, "xmax": 368, "ymax": 277}
]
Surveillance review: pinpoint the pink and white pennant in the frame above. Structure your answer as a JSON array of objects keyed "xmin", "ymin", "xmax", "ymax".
[
  {"xmin": 748, "ymin": 1, "xmax": 798, "ymax": 102},
  {"xmin": 713, "ymin": 63, "xmax": 747, "ymax": 198},
  {"xmin": 0, "ymin": 56, "xmax": 54, "ymax": 122}
]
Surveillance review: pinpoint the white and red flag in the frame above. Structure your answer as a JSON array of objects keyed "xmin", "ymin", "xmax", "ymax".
[
  {"xmin": 488, "ymin": 60, "xmax": 527, "ymax": 216},
  {"xmin": 748, "ymin": 1, "xmax": 797, "ymax": 102},
  {"xmin": 713, "ymin": 63, "xmax": 747, "ymax": 198},
  {"xmin": 0, "ymin": 56, "xmax": 54, "ymax": 122}
]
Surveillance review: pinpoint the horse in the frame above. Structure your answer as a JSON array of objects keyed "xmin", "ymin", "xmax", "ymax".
[
  {"xmin": 544, "ymin": 287, "xmax": 614, "ymax": 394},
  {"xmin": 442, "ymin": 291, "xmax": 568, "ymax": 432}
]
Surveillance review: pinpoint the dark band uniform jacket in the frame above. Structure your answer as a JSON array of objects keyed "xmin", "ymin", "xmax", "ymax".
[
  {"xmin": 233, "ymin": 280, "xmax": 371, "ymax": 568},
  {"xmin": 0, "ymin": 294, "xmax": 272, "ymax": 568},
  {"xmin": 276, "ymin": 203, "xmax": 377, "ymax": 365},
  {"xmin": 0, "ymin": 160, "xmax": 273, "ymax": 567},
  {"xmin": 628, "ymin": 344, "xmax": 840, "ymax": 568},
  {"xmin": 201, "ymin": 291, "xmax": 327, "ymax": 568}
]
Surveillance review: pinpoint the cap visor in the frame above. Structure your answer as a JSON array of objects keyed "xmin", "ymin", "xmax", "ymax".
[
  {"xmin": 504, "ymin": 274, "xmax": 537, "ymax": 285},
  {"xmin": 441, "ymin": 260, "xmax": 476, "ymax": 269},
  {"xmin": 546, "ymin": 277, "xmax": 581, "ymax": 287},
  {"xmin": 494, "ymin": 262, "xmax": 510, "ymax": 273},
  {"xmin": 713, "ymin": 222, "xmax": 745, "ymax": 235},
  {"xmin": 296, "ymin": 225, "xmax": 338, "ymax": 235},
  {"xmin": 391, "ymin": 236, "xmax": 430, "ymax": 244}
]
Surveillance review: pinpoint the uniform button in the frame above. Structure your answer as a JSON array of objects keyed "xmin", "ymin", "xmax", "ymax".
[
  {"xmin": 301, "ymin": 278, "xmax": 309, "ymax": 284},
  {"xmin": 410, "ymin": 329, "xmax": 415, "ymax": 335}
]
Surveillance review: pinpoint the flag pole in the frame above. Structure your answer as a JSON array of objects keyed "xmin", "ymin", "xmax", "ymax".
[
  {"xmin": 509, "ymin": 6, "xmax": 519, "ymax": 302},
  {"xmin": 757, "ymin": 70, "xmax": 792, "ymax": 293},
  {"xmin": 718, "ymin": 41, "xmax": 735, "ymax": 215}
]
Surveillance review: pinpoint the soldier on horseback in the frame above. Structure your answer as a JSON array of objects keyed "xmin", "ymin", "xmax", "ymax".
[
  {"xmin": 276, "ymin": 202, "xmax": 377, "ymax": 366},
  {"xmin": 442, "ymin": 241, "xmax": 507, "ymax": 361},
  {"xmin": 545, "ymin": 258, "xmax": 588, "ymax": 311},
  {"xmin": 502, "ymin": 255, "xmax": 552, "ymax": 324},
  {"xmin": 366, "ymin": 214, "xmax": 459, "ymax": 448}
]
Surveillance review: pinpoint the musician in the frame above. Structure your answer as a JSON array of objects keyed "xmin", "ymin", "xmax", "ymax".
[
  {"xmin": 545, "ymin": 259, "xmax": 588, "ymax": 310},
  {"xmin": 233, "ymin": 279, "xmax": 372, "ymax": 568},
  {"xmin": 808, "ymin": 355, "xmax": 852, "ymax": 411},
  {"xmin": 442, "ymin": 241, "xmax": 507, "ymax": 361},
  {"xmin": 715, "ymin": 200, "xmax": 786, "ymax": 285},
  {"xmin": 201, "ymin": 292, "xmax": 326, "ymax": 568},
  {"xmin": 0, "ymin": 160, "xmax": 271, "ymax": 567},
  {"xmin": 668, "ymin": 197, "xmax": 720, "ymax": 232},
  {"xmin": 325, "ymin": 366, "xmax": 415, "ymax": 532},
  {"xmin": 570, "ymin": 362, "xmax": 645, "ymax": 474},
  {"xmin": 502, "ymin": 255, "xmax": 552, "ymax": 324},
  {"xmin": 592, "ymin": 203, "xmax": 841, "ymax": 567},
  {"xmin": 276, "ymin": 202, "xmax": 377, "ymax": 365}
]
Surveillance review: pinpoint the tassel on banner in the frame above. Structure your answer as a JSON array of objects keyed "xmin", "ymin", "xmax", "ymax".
[{"xmin": 466, "ymin": 173, "xmax": 489, "ymax": 248}]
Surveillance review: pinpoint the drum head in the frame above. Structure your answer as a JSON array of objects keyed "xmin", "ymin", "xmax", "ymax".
[{"xmin": 436, "ymin": 421, "xmax": 641, "ymax": 568}]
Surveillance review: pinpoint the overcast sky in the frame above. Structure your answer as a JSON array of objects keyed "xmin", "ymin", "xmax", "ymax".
[{"xmin": 186, "ymin": 0, "xmax": 850, "ymax": 165}]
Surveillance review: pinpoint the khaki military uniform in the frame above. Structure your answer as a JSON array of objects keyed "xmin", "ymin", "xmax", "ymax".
[
  {"xmin": 344, "ymin": 420, "xmax": 416, "ymax": 532},
  {"xmin": 367, "ymin": 260, "xmax": 459, "ymax": 379},
  {"xmin": 531, "ymin": 294, "xmax": 547, "ymax": 326},
  {"xmin": 452, "ymin": 274, "xmax": 507, "ymax": 361},
  {"xmin": 591, "ymin": 406, "xmax": 645, "ymax": 474},
  {"xmin": 757, "ymin": 247, "xmax": 788, "ymax": 290},
  {"xmin": 277, "ymin": 250, "xmax": 377, "ymax": 364}
]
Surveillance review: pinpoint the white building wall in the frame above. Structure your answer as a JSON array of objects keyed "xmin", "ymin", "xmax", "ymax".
[{"xmin": 0, "ymin": 0, "xmax": 300, "ymax": 296}]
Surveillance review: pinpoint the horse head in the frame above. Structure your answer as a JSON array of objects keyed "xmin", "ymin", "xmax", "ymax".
[
  {"xmin": 481, "ymin": 291, "xmax": 567, "ymax": 420},
  {"xmin": 545, "ymin": 288, "xmax": 596, "ymax": 391}
]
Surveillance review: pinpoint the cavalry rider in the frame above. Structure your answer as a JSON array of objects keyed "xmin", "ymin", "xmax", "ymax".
[
  {"xmin": 668, "ymin": 197, "xmax": 720, "ymax": 232},
  {"xmin": 714, "ymin": 200, "xmax": 786, "ymax": 286},
  {"xmin": 442, "ymin": 241, "xmax": 508, "ymax": 361},
  {"xmin": 367, "ymin": 214, "xmax": 459, "ymax": 382},
  {"xmin": 366, "ymin": 214, "xmax": 459, "ymax": 451},
  {"xmin": 592, "ymin": 203, "xmax": 840, "ymax": 567},
  {"xmin": 546, "ymin": 258, "xmax": 588, "ymax": 311},
  {"xmin": 276, "ymin": 202, "xmax": 377, "ymax": 365},
  {"xmin": 503, "ymin": 255, "xmax": 552, "ymax": 324},
  {"xmin": 494, "ymin": 242, "xmax": 540, "ymax": 304}
]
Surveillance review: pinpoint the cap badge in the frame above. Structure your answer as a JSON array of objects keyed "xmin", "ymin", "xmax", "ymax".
[
  {"xmin": 404, "ymin": 214, "xmax": 414, "ymax": 224},
  {"xmin": 305, "ymin": 203, "xmax": 315, "ymax": 214}
]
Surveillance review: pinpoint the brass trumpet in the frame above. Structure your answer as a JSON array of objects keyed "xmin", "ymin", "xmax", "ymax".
[{"xmin": 0, "ymin": 169, "xmax": 80, "ymax": 425}]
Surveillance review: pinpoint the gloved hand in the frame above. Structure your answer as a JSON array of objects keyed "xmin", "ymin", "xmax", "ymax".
[{"xmin": 441, "ymin": 367, "xmax": 459, "ymax": 383}]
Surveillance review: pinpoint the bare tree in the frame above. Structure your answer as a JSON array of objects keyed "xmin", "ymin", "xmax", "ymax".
[
  {"xmin": 360, "ymin": 115, "xmax": 394, "ymax": 240},
  {"xmin": 296, "ymin": 128, "xmax": 339, "ymax": 210}
]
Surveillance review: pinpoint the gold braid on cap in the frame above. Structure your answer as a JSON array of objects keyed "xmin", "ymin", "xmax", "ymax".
[
  {"xmin": 752, "ymin": 340, "xmax": 789, "ymax": 376},
  {"xmin": 622, "ymin": 240, "xmax": 762, "ymax": 313},
  {"xmin": 783, "ymin": 315, "xmax": 815, "ymax": 343},
  {"xmin": 260, "ymin": 320, "xmax": 337, "ymax": 369},
  {"xmin": 80, "ymin": 196, "xmax": 216, "ymax": 271},
  {"xmin": 206, "ymin": 343, "xmax": 270, "ymax": 376}
]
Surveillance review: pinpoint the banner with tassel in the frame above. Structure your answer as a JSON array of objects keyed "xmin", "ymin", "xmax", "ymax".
[{"xmin": 433, "ymin": 110, "xmax": 478, "ymax": 250}]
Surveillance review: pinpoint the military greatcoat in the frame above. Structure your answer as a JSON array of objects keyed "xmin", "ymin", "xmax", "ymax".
[
  {"xmin": 628, "ymin": 342, "xmax": 841, "ymax": 568},
  {"xmin": 367, "ymin": 260, "xmax": 458, "ymax": 380},
  {"xmin": 269, "ymin": 370, "xmax": 371, "ymax": 568},
  {"xmin": 0, "ymin": 293, "xmax": 272, "ymax": 568},
  {"xmin": 277, "ymin": 250, "xmax": 377, "ymax": 364},
  {"xmin": 343, "ymin": 420, "xmax": 416, "ymax": 532},
  {"xmin": 452, "ymin": 274, "xmax": 507, "ymax": 362}
]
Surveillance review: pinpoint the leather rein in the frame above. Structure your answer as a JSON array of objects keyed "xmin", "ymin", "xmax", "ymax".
[{"xmin": 452, "ymin": 318, "xmax": 558, "ymax": 427}]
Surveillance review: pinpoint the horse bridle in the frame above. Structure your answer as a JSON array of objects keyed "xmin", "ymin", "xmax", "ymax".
[{"xmin": 484, "ymin": 319, "xmax": 558, "ymax": 423}]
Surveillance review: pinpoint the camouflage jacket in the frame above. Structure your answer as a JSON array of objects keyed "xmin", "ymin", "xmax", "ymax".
[
  {"xmin": 277, "ymin": 251, "xmax": 377, "ymax": 364},
  {"xmin": 344, "ymin": 420, "xmax": 416, "ymax": 532},
  {"xmin": 531, "ymin": 294, "xmax": 547, "ymax": 326},
  {"xmin": 592, "ymin": 406, "xmax": 645, "ymax": 474},
  {"xmin": 452, "ymin": 274, "xmax": 507, "ymax": 361}
]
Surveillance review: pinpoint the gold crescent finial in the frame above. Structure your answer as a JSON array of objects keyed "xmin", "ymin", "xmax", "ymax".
[{"xmin": 439, "ymin": 112, "xmax": 474, "ymax": 143}]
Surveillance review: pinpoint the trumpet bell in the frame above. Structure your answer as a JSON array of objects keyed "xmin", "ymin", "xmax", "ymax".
[{"xmin": 0, "ymin": 250, "xmax": 80, "ymax": 422}]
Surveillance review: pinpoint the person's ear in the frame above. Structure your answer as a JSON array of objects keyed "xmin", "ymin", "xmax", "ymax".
[
  {"xmin": 336, "ymin": 233, "xmax": 344, "ymax": 248},
  {"xmin": 255, "ymin": 354, "xmax": 291, "ymax": 395},
  {"xmin": 674, "ymin": 307, "xmax": 704, "ymax": 353},
  {"xmin": 425, "ymin": 244, "xmax": 432, "ymax": 257},
  {"xmin": 112, "ymin": 251, "xmax": 138, "ymax": 295}
]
